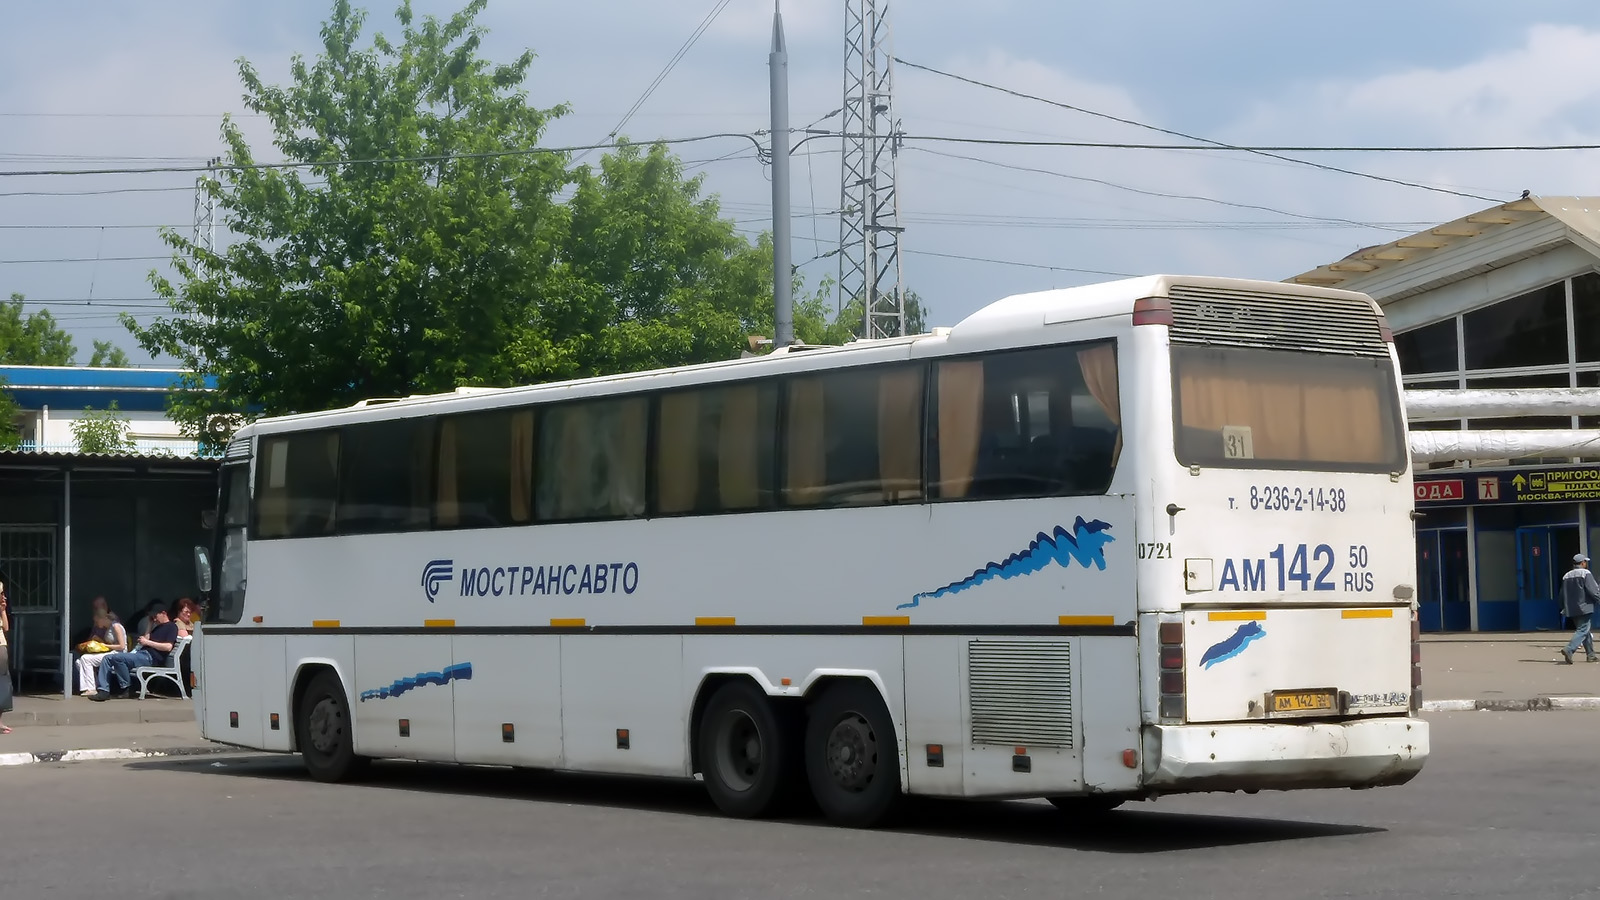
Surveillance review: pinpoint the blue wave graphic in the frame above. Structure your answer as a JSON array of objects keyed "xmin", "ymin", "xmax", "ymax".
[
  {"xmin": 900, "ymin": 517, "xmax": 1114, "ymax": 610},
  {"xmin": 359, "ymin": 662, "xmax": 473, "ymax": 702},
  {"xmin": 1199, "ymin": 622, "xmax": 1265, "ymax": 669}
]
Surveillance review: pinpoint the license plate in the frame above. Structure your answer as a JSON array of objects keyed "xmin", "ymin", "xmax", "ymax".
[{"xmin": 1270, "ymin": 690, "xmax": 1336, "ymax": 714}]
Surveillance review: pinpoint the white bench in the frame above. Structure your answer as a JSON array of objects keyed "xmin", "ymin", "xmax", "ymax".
[{"xmin": 134, "ymin": 636, "xmax": 192, "ymax": 700}]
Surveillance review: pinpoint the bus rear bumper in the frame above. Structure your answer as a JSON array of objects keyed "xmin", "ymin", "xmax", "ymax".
[{"xmin": 1143, "ymin": 716, "xmax": 1428, "ymax": 793}]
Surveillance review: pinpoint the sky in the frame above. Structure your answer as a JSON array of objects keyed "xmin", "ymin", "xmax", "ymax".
[{"xmin": 3, "ymin": 0, "xmax": 1600, "ymax": 365}]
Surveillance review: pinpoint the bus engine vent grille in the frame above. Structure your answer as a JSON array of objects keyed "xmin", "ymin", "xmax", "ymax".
[
  {"xmin": 967, "ymin": 640, "xmax": 1073, "ymax": 748},
  {"xmin": 1167, "ymin": 285, "xmax": 1388, "ymax": 358}
]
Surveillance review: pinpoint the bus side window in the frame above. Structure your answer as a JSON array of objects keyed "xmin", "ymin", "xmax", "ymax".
[
  {"xmin": 929, "ymin": 341, "xmax": 1120, "ymax": 501},
  {"xmin": 254, "ymin": 431, "xmax": 340, "ymax": 538},
  {"xmin": 782, "ymin": 365, "xmax": 923, "ymax": 508}
]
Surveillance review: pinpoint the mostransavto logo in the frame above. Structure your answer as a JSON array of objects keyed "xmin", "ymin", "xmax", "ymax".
[{"xmin": 421, "ymin": 559, "xmax": 454, "ymax": 603}]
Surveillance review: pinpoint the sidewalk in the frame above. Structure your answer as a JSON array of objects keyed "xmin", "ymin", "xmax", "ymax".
[
  {"xmin": 3, "ymin": 692, "xmax": 197, "ymax": 727},
  {"xmin": 1420, "ymin": 633, "xmax": 1600, "ymax": 710}
]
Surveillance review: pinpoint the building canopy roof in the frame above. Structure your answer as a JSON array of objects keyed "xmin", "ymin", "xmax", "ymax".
[{"xmin": 1286, "ymin": 196, "xmax": 1600, "ymax": 301}]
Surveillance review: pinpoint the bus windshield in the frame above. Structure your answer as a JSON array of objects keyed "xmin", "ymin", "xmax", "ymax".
[{"xmin": 1171, "ymin": 345, "xmax": 1406, "ymax": 472}]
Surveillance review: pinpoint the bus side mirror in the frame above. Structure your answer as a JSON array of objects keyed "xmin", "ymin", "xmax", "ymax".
[{"xmin": 194, "ymin": 545, "xmax": 213, "ymax": 594}]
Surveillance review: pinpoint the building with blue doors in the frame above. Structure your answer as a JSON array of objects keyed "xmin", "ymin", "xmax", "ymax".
[{"xmin": 1290, "ymin": 195, "xmax": 1600, "ymax": 632}]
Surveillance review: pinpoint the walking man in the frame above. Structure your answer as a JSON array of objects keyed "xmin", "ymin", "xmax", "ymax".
[{"xmin": 1561, "ymin": 553, "xmax": 1600, "ymax": 664}]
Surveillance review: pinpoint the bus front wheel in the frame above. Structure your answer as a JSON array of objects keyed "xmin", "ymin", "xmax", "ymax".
[
  {"xmin": 296, "ymin": 670, "xmax": 368, "ymax": 783},
  {"xmin": 804, "ymin": 681, "xmax": 902, "ymax": 828},
  {"xmin": 698, "ymin": 680, "xmax": 800, "ymax": 818}
]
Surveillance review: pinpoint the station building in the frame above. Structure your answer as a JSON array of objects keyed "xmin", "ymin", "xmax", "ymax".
[{"xmin": 1289, "ymin": 196, "xmax": 1600, "ymax": 632}]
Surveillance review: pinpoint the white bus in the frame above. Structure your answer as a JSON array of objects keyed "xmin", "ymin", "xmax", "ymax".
[{"xmin": 191, "ymin": 274, "xmax": 1428, "ymax": 827}]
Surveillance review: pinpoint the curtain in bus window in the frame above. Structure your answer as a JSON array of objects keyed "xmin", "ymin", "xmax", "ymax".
[
  {"xmin": 1175, "ymin": 347, "xmax": 1398, "ymax": 467},
  {"xmin": 934, "ymin": 361, "xmax": 984, "ymax": 498},
  {"xmin": 539, "ymin": 405, "xmax": 590, "ymax": 520},
  {"xmin": 658, "ymin": 392, "xmax": 701, "ymax": 514},
  {"xmin": 785, "ymin": 378, "xmax": 828, "ymax": 506},
  {"xmin": 256, "ymin": 438, "xmax": 291, "ymax": 537},
  {"xmin": 1299, "ymin": 367, "xmax": 1386, "ymax": 463},
  {"xmin": 605, "ymin": 398, "xmax": 648, "ymax": 518},
  {"xmin": 434, "ymin": 418, "xmax": 461, "ymax": 527},
  {"xmin": 1076, "ymin": 343, "xmax": 1122, "ymax": 465},
  {"xmin": 509, "ymin": 409, "xmax": 534, "ymax": 524},
  {"xmin": 717, "ymin": 385, "xmax": 762, "ymax": 510},
  {"xmin": 877, "ymin": 366, "xmax": 924, "ymax": 502}
]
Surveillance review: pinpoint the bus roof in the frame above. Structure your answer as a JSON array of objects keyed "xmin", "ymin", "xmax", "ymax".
[{"xmin": 238, "ymin": 273, "xmax": 1375, "ymax": 436}]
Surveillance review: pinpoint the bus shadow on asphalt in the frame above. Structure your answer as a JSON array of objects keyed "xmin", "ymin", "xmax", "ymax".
[{"xmin": 137, "ymin": 754, "xmax": 1384, "ymax": 853}]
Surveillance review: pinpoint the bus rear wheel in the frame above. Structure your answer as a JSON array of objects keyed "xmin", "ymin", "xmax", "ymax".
[
  {"xmin": 296, "ymin": 671, "xmax": 368, "ymax": 783},
  {"xmin": 697, "ymin": 680, "xmax": 800, "ymax": 818},
  {"xmin": 804, "ymin": 681, "xmax": 902, "ymax": 828}
]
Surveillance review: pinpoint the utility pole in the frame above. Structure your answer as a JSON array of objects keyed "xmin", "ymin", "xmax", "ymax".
[
  {"xmin": 838, "ymin": 0, "xmax": 906, "ymax": 340},
  {"xmin": 192, "ymin": 155, "xmax": 218, "ymax": 255},
  {"xmin": 770, "ymin": 2, "xmax": 794, "ymax": 348}
]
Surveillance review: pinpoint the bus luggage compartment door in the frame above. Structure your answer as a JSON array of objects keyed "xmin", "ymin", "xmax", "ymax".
[{"xmin": 1180, "ymin": 605, "xmax": 1411, "ymax": 724}]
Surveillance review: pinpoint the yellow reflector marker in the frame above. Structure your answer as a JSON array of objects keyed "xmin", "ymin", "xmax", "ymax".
[
  {"xmin": 1059, "ymin": 615, "xmax": 1115, "ymax": 626},
  {"xmin": 695, "ymin": 617, "xmax": 736, "ymax": 627},
  {"xmin": 862, "ymin": 616, "xmax": 910, "ymax": 626},
  {"xmin": 1208, "ymin": 610, "xmax": 1266, "ymax": 621},
  {"xmin": 423, "ymin": 619, "xmax": 456, "ymax": 628},
  {"xmin": 312, "ymin": 620, "xmax": 341, "ymax": 629},
  {"xmin": 1341, "ymin": 608, "xmax": 1395, "ymax": 619},
  {"xmin": 549, "ymin": 618, "xmax": 586, "ymax": 628}
]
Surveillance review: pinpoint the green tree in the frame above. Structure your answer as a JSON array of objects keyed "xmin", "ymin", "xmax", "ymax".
[
  {"xmin": 0, "ymin": 293, "xmax": 77, "ymax": 365},
  {"xmin": 125, "ymin": 0, "xmax": 850, "ymax": 441},
  {"xmin": 88, "ymin": 340, "xmax": 131, "ymax": 367},
  {"xmin": 124, "ymin": 0, "xmax": 575, "ymax": 436},
  {"xmin": 71, "ymin": 402, "xmax": 135, "ymax": 455},
  {"xmin": 825, "ymin": 289, "xmax": 930, "ymax": 342},
  {"xmin": 0, "ymin": 292, "xmax": 85, "ymax": 447}
]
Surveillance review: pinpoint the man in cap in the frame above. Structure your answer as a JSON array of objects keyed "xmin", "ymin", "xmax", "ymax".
[{"xmin": 1561, "ymin": 553, "xmax": 1600, "ymax": 664}]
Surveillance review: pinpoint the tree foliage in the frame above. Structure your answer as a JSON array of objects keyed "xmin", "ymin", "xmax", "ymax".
[
  {"xmin": 72, "ymin": 402, "xmax": 135, "ymax": 455},
  {"xmin": 88, "ymin": 340, "xmax": 131, "ymax": 367},
  {"xmin": 0, "ymin": 293, "xmax": 76, "ymax": 366},
  {"xmin": 0, "ymin": 292, "xmax": 134, "ymax": 447},
  {"xmin": 128, "ymin": 0, "xmax": 842, "ymax": 440}
]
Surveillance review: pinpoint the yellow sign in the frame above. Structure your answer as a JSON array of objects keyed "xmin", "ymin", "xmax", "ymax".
[
  {"xmin": 1510, "ymin": 469, "xmax": 1600, "ymax": 503},
  {"xmin": 1270, "ymin": 690, "xmax": 1336, "ymax": 713}
]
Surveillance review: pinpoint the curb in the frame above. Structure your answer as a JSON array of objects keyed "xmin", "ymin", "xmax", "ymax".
[
  {"xmin": 1422, "ymin": 697, "xmax": 1600, "ymax": 712},
  {"xmin": 0, "ymin": 745, "xmax": 233, "ymax": 768}
]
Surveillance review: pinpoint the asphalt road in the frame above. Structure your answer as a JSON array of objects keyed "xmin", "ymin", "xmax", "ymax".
[{"xmin": 3, "ymin": 712, "xmax": 1595, "ymax": 900}]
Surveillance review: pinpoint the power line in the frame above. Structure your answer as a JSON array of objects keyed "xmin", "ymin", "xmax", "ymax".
[
  {"xmin": 908, "ymin": 147, "xmax": 1412, "ymax": 232},
  {"xmin": 0, "ymin": 112, "xmax": 264, "ymax": 119},
  {"xmin": 906, "ymin": 248, "xmax": 1134, "ymax": 278},
  {"xmin": 575, "ymin": 0, "xmax": 735, "ymax": 167},
  {"xmin": 0, "ymin": 255, "xmax": 170, "ymax": 265},
  {"xmin": 892, "ymin": 56, "xmax": 1503, "ymax": 203},
  {"xmin": 0, "ymin": 132, "xmax": 766, "ymax": 178}
]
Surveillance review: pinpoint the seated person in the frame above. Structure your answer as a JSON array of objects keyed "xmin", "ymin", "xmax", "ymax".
[
  {"xmin": 89, "ymin": 607, "xmax": 178, "ymax": 701},
  {"xmin": 74, "ymin": 611, "xmax": 127, "ymax": 696}
]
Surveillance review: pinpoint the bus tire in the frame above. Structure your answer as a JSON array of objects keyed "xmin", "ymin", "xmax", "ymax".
[
  {"xmin": 296, "ymin": 670, "xmax": 368, "ymax": 783},
  {"xmin": 1047, "ymin": 795, "xmax": 1125, "ymax": 814},
  {"xmin": 804, "ymin": 681, "xmax": 901, "ymax": 828},
  {"xmin": 698, "ymin": 680, "xmax": 800, "ymax": 818}
]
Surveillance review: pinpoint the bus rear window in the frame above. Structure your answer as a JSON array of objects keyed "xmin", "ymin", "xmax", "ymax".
[{"xmin": 1171, "ymin": 345, "xmax": 1406, "ymax": 472}]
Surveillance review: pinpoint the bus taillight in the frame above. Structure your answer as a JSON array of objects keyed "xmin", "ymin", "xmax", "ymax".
[{"xmin": 1158, "ymin": 620, "xmax": 1185, "ymax": 720}]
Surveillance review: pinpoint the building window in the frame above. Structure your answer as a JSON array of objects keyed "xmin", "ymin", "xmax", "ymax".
[
  {"xmin": 1394, "ymin": 318, "xmax": 1458, "ymax": 376},
  {"xmin": 1573, "ymin": 273, "xmax": 1600, "ymax": 363},
  {"xmin": 1462, "ymin": 282, "xmax": 1568, "ymax": 371}
]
